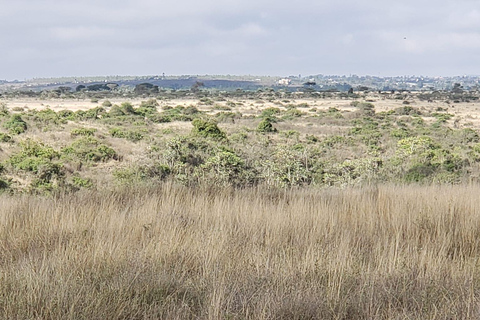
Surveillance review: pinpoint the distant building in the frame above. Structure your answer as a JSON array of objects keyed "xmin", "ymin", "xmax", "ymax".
[{"xmin": 278, "ymin": 78, "xmax": 291, "ymax": 86}]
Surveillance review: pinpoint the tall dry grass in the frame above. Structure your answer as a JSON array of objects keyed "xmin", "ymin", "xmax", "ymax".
[{"xmin": 1, "ymin": 184, "xmax": 480, "ymax": 319}]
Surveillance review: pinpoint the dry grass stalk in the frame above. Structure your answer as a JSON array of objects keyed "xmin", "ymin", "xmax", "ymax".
[{"xmin": 1, "ymin": 183, "xmax": 480, "ymax": 319}]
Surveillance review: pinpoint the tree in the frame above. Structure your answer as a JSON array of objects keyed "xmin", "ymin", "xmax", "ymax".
[
  {"xmin": 134, "ymin": 83, "xmax": 159, "ymax": 95},
  {"xmin": 191, "ymin": 81, "xmax": 204, "ymax": 93}
]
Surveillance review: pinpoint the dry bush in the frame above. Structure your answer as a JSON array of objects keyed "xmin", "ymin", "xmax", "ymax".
[{"xmin": 1, "ymin": 184, "xmax": 480, "ymax": 319}]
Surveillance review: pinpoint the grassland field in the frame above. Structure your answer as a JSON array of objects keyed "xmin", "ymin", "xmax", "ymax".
[{"xmin": 1, "ymin": 92, "xmax": 480, "ymax": 318}]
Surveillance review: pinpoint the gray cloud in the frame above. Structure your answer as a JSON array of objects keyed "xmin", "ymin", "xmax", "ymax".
[{"xmin": 0, "ymin": 0, "xmax": 478, "ymax": 79}]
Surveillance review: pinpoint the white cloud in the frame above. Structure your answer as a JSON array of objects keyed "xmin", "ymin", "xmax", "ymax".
[
  {"xmin": 0, "ymin": 0, "xmax": 479, "ymax": 79},
  {"xmin": 50, "ymin": 26, "xmax": 116, "ymax": 41}
]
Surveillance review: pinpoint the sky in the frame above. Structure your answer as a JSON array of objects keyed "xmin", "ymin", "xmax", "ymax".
[{"xmin": 0, "ymin": 0, "xmax": 479, "ymax": 80}]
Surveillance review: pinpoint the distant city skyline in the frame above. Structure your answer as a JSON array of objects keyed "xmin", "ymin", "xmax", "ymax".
[{"xmin": 1, "ymin": 0, "xmax": 479, "ymax": 80}]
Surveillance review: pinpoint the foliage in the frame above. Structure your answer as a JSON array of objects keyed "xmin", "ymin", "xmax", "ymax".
[
  {"xmin": 102, "ymin": 100, "xmax": 112, "ymax": 107},
  {"xmin": 198, "ymin": 148, "xmax": 255, "ymax": 187},
  {"xmin": 71, "ymin": 175, "xmax": 94, "ymax": 189},
  {"xmin": 6, "ymin": 139, "xmax": 63, "ymax": 190},
  {"xmin": 8, "ymin": 139, "xmax": 59, "ymax": 173},
  {"xmin": 109, "ymin": 127, "xmax": 146, "ymax": 142},
  {"xmin": 113, "ymin": 164, "xmax": 171, "ymax": 184},
  {"xmin": 0, "ymin": 103, "xmax": 9, "ymax": 117},
  {"xmin": 282, "ymin": 108, "xmax": 303, "ymax": 120},
  {"xmin": 191, "ymin": 118, "xmax": 226, "ymax": 140},
  {"xmin": 135, "ymin": 99, "xmax": 158, "ymax": 116},
  {"xmin": 0, "ymin": 133, "xmax": 12, "ymax": 143},
  {"xmin": 74, "ymin": 107, "xmax": 106, "ymax": 120},
  {"xmin": 352, "ymin": 102, "xmax": 375, "ymax": 116},
  {"xmin": 2, "ymin": 93, "xmax": 480, "ymax": 191},
  {"xmin": 349, "ymin": 117, "xmax": 382, "ymax": 148},
  {"xmin": 395, "ymin": 106, "xmax": 422, "ymax": 116},
  {"xmin": 71, "ymin": 127, "xmax": 97, "ymax": 137},
  {"xmin": 260, "ymin": 107, "xmax": 281, "ymax": 118},
  {"xmin": 4, "ymin": 114, "xmax": 27, "ymax": 134},
  {"xmin": 62, "ymin": 137, "xmax": 117, "ymax": 162},
  {"xmin": 259, "ymin": 145, "xmax": 321, "ymax": 187},
  {"xmin": 26, "ymin": 108, "xmax": 67, "ymax": 127},
  {"xmin": 323, "ymin": 157, "xmax": 382, "ymax": 187}
]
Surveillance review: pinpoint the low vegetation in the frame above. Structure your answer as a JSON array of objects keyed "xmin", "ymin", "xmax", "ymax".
[
  {"xmin": 0, "ymin": 95, "xmax": 478, "ymax": 192},
  {"xmin": 1, "ymin": 92, "xmax": 480, "ymax": 318}
]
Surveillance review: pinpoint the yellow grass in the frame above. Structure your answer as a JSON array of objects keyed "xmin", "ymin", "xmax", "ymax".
[{"xmin": 1, "ymin": 183, "xmax": 480, "ymax": 319}]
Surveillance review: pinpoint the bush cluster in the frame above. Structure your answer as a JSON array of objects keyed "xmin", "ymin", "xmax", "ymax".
[{"xmin": 1, "ymin": 99, "xmax": 480, "ymax": 193}]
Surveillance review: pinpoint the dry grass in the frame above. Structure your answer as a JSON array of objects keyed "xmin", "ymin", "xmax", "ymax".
[{"xmin": 1, "ymin": 183, "xmax": 480, "ymax": 319}]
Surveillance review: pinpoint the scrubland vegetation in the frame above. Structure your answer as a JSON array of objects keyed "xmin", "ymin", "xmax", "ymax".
[
  {"xmin": 1, "ymin": 89, "xmax": 480, "ymax": 318},
  {"xmin": 1, "ymin": 91, "xmax": 480, "ymax": 192}
]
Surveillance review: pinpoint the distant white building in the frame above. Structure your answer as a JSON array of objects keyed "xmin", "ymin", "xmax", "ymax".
[{"xmin": 278, "ymin": 78, "xmax": 291, "ymax": 86}]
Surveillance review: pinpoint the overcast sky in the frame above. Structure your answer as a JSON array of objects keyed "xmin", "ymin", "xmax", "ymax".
[{"xmin": 1, "ymin": 0, "xmax": 479, "ymax": 80}]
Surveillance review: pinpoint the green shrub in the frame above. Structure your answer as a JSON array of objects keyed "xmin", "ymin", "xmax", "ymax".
[
  {"xmin": 58, "ymin": 110, "xmax": 75, "ymax": 120},
  {"xmin": 260, "ymin": 107, "xmax": 281, "ymax": 118},
  {"xmin": 62, "ymin": 137, "xmax": 117, "ymax": 162},
  {"xmin": 322, "ymin": 135, "xmax": 348, "ymax": 147},
  {"xmin": 155, "ymin": 106, "xmax": 200, "ymax": 122},
  {"xmin": 148, "ymin": 114, "xmax": 172, "ymax": 123},
  {"xmin": 306, "ymin": 134, "xmax": 318, "ymax": 143},
  {"xmin": 323, "ymin": 157, "xmax": 382, "ymax": 187},
  {"xmin": 282, "ymin": 108, "xmax": 303, "ymax": 120},
  {"xmin": 390, "ymin": 128, "xmax": 411, "ymax": 139},
  {"xmin": 257, "ymin": 117, "xmax": 277, "ymax": 133},
  {"xmin": 327, "ymin": 107, "xmax": 344, "ymax": 118},
  {"xmin": 260, "ymin": 146, "xmax": 318, "ymax": 187},
  {"xmin": 353, "ymin": 102, "xmax": 375, "ymax": 116},
  {"xmin": 0, "ymin": 103, "xmax": 9, "ymax": 117},
  {"xmin": 25, "ymin": 108, "xmax": 68, "ymax": 130},
  {"xmin": 215, "ymin": 112, "xmax": 240, "ymax": 123},
  {"xmin": 191, "ymin": 118, "xmax": 226, "ymax": 140},
  {"xmin": 281, "ymin": 130, "xmax": 300, "ymax": 139},
  {"xmin": 0, "ymin": 178, "xmax": 9, "ymax": 190},
  {"xmin": 213, "ymin": 104, "xmax": 232, "ymax": 111},
  {"xmin": 4, "ymin": 114, "xmax": 27, "ymax": 134},
  {"xmin": 7, "ymin": 139, "xmax": 63, "ymax": 189},
  {"xmin": 74, "ymin": 107, "xmax": 105, "ymax": 120},
  {"xmin": 404, "ymin": 163, "xmax": 437, "ymax": 183},
  {"xmin": 120, "ymin": 102, "xmax": 136, "ymax": 114},
  {"xmin": 349, "ymin": 118, "xmax": 382, "ymax": 147},
  {"xmin": 395, "ymin": 106, "xmax": 421, "ymax": 116},
  {"xmin": 397, "ymin": 136, "xmax": 439, "ymax": 156},
  {"xmin": 0, "ymin": 133, "xmax": 12, "ymax": 143},
  {"xmin": 113, "ymin": 164, "xmax": 171, "ymax": 184},
  {"xmin": 109, "ymin": 128, "xmax": 145, "ymax": 142},
  {"xmin": 140, "ymin": 99, "xmax": 158, "ymax": 109},
  {"xmin": 431, "ymin": 112, "xmax": 454, "ymax": 123},
  {"xmin": 199, "ymin": 97, "xmax": 214, "ymax": 105},
  {"xmin": 199, "ymin": 148, "xmax": 254, "ymax": 187},
  {"xmin": 8, "ymin": 139, "xmax": 59, "ymax": 173},
  {"xmin": 71, "ymin": 176, "xmax": 94, "ymax": 189},
  {"xmin": 102, "ymin": 100, "xmax": 113, "ymax": 107},
  {"xmin": 71, "ymin": 127, "xmax": 97, "ymax": 137},
  {"xmin": 106, "ymin": 105, "xmax": 124, "ymax": 117}
]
